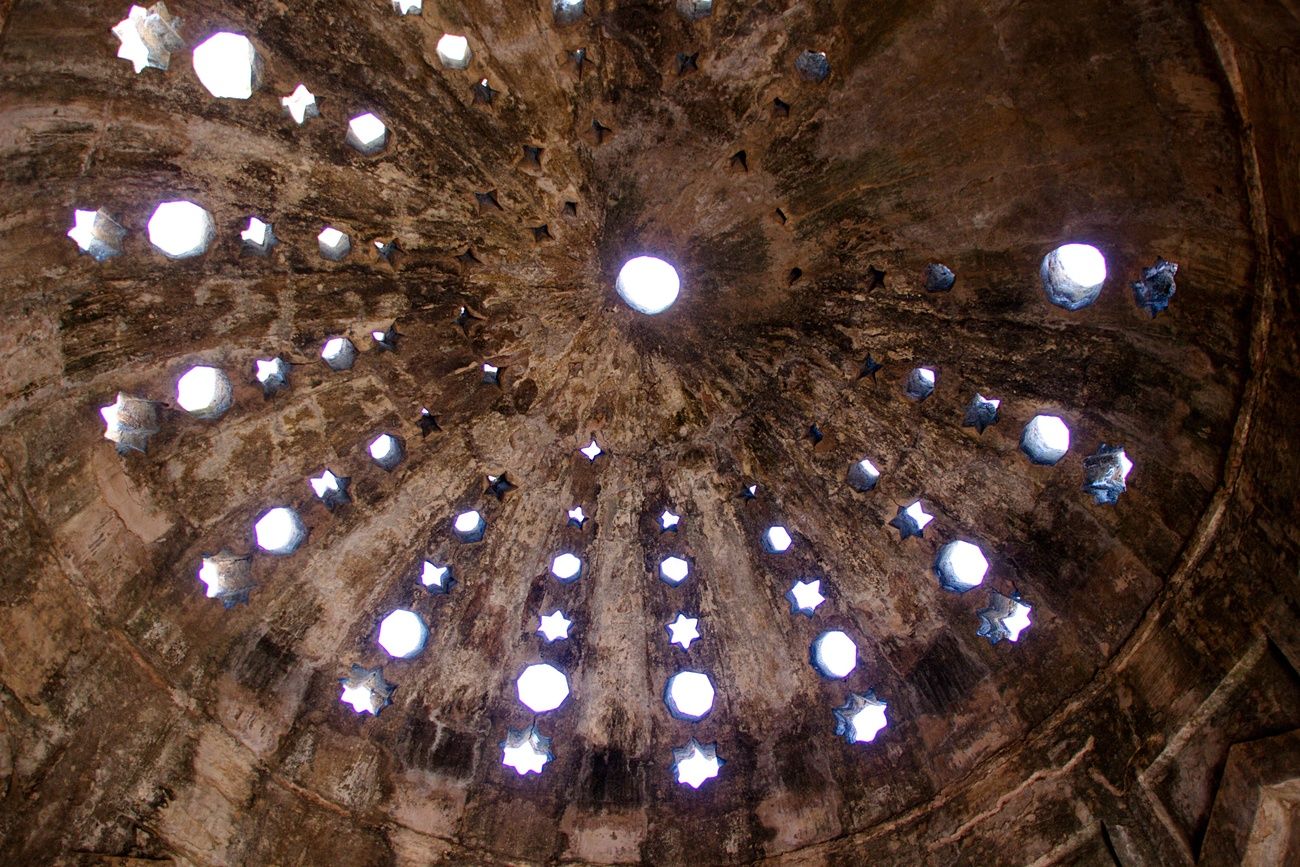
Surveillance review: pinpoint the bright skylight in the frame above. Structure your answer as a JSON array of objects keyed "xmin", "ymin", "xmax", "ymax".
[
  {"xmin": 501, "ymin": 725, "xmax": 552, "ymax": 775},
  {"xmin": 378, "ymin": 609, "xmax": 427, "ymax": 658},
  {"xmin": 659, "ymin": 555, "xmax": 690, "ymax": 585},
  {"xmin": 436, "ymin": 34, "xmax": 471, "ymax": 68},
  {"xmin": 672, "ymin": 739, "xmax": 722, "ymax": 788},
  {"xmin": 516, "ymin": 663, "xmax": 569, "ymax": 713},
  {"xmin": 453, "ymin": 509, "xmax": 485, "ymax": 541},
  {"xmin": 347, "ymin": 113, "xmax": 388, "ymax": 154},
  {"xmin": 175, "ymin": 365, "xmax": 230, "ymax": 418},
  {"xmin": 666, "ymin": 614, "xmax": 700, "ymax": 650},
  {"xmin": 1003, "ymin": 601, "xmax": 1032, "ymax": 642},
  {"xmin": 254, "ymin": 507, "xmax": 304, "ymax": 554},
  {"xmin": 147, "ymin": 200, "xmax": 213, "ymax": 259},
  {"xmin": 660, "ymin": 509, "xmax": 681, "ymax": 530},
  {"xmin": 281, "ymin": 84, "xmax": 318, "ymax": 124},
  {"xmin": 835, "ymin": 693, "xmax": 888, "ymax": 744},
  {"xmin": 551, "ymin": 552, "xmax": 582, "ymax": 582},
  {"xmin": 580, "ymin": 439, "xmax": 603, "ymax": 461},
  {"xmin": 935, "ymin": 540, "xmax": 989, "ymax": 591},
  {"xmin": 764, "ymin": 525, "xmax": 793, "ymax": 553},
  {"xmin": 192, "ymin": 32, "xmax": 256, "ymax": 99},
  {"xmin": 538, "ymin": 611, "xmax": 573, "ymax": 642},
  {"xmin": 67, "ymin": 208, "xmax": 125, "ymax": 261},
  {"xmin": 616, "ymin": 255, "xmax": 681, "ymax": 314},
  {"xmin": 787, "ymin": 579, "xmax": 826, "ymax": 616},
  {"xmin": 811, "ymin": 630, "xmax": 858, "ymax": 679},
  {"xmin": 1022, "ymin": 414, "xmax": 1071, "ymax": 465},
  {"xmin": 310, "ymin": 470, "xmax": 344, "ymax": 498},
  {"xmin": 665, "ymin": 671, "xmax": 714, "ymax": 720}
]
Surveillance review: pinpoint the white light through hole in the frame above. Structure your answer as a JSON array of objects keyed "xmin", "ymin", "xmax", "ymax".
[
  {"xmin": 281, "ymin": 84, "xmax": 318, "ymax": 124},
  {"xmin": 936, "ymin": 540, "xmax": 989, "ymax": 591},
  {"xmin": 340, "ymin": 683, "xmax": 379, "ymax": 714},
  {"xmin": 436, "ymin": 34, "xmax": 471, "ymax": 69},
  {"xmin": 378, "ymin": 609, "xmax": 427, "ymax": 658},
  {"xmin": 666, "ymin": 614, "xmax": 700, "ymax": 650},
  {"xmin": 176, "ymin": 365, "xmax": 232, "ymax": 418},
  {"xmin": 420, "ymin": 561, "xmax": 451, "ymax": 591},
  {"xmin": 660, "ymin": 510, "xmax": 681, "ymax": 530},
  {"xmin": 551, "ymin": 553, "xmax": 582, "ymax": 582},
  {"xmin": 616, "ymin": 256, "xmax": 680, "ymax": 314},
  {"xmin": 1042, "ymin": 243, "xmax": 1107, "ymax": 309},
  {"xmin": 787, "ymin": 579, "xmax": 825, "ymax": 616},
  {"xmin": 455, "ymin": 510, "xmax": 482, "ymax": 533},
  {"xmin": 580, "ymin": 439, "xmax": 603, "ymax": 461},
  {"xmin": 1004, "ymin": 602, "xmax": 1032, "ymax": 642},
  {"xmin": 148, "ymin": 200, "xmax": 214, "ymax": 259},
  {"xmin": 318, "ymin": 226, "xmax": 350, "ymax": 260},
  {"xmin": 665, "ymin": 671, "xmax": 714, "ymax": 720},
  {"xmin": 192, "ymin": 33, "xmax": 257, "ymax": 99},
  {"xmin": 310, "ymin": 470, "xmax": 344, "ymax": 499},
  {"xmin": 660, "ymin": 555, "xmax": 690, "ymax": 585},
  {"xmin": 112, "ymin": 3, "xmax": 183, "ymax": 74},
  {"xmin": 765, "ymin": 525, "xmax": 792, "ymax": 553},
  {"xmin": 538, "ymin": 611, "xmax": 572, "ymax": 642},
  {"xmin": 903, "ymin": 501, "xmax": 933, "ymax": 532},
  {"xmin": 838, "ymin": 695, "xmax": 888, "ymax": 744},
  {"xmin": 812, "ymin": 630, "xmax": 858, "ymax": 679},
  {"xmin": 347, "ymin": 113, "xmax": 388, "ymax": 154},
  {"xmin": 516, "ymin": 663, "xmax": 569, "ymax": 713},
  {"xmin": 1022, "ymin": 414, "xmax": 1071, "ymax": 465},
  {"xmin": 67, "ymin": 208, "xmax": 125, "ymax": 261},
  {"xmin": 673, "ymin": 739, "xmax": 722, "ymax": 788},
  {"xmin": 369, "ymin": 434, "xmax": 398, "ymax": 462},
  {"xmin": 254, "ymin": 507, "xmax": 304, "ymax": 554},
  {"xmin": 502, "ymin": 726, "xmax": 551, "ymax": 775},
  {"xmin": 240, "ymin": 217, "xmax": 271, "ymax": 248}
]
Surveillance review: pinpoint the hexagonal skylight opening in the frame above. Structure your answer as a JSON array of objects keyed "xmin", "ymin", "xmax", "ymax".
[
  {"xmin": 664, "ymin": 670, "xmax": 715, "ymax": 720},
  {"xmin": 67, "ymin": 208, "xmax": 126, "ymax": 261},
  {"xmin": 318, "ymin": 226, "xmax": 351, "ymax": 260},
  {"xmin": 193, "ymin": 32, "xmax": 257, "ymax": 99},
  {"xmin": 616, "ymin": 255, "xmax": 681, "ymax": 314},
  {"xmin": 1021, "ymin": 414, "xmax": 1070, "ymax": 466},
  {"xmin": 935, "ymin": 540, "xmax": 989, "ymax": 592},
  {"xmin": 148, "ymin": 200, "xmax": 214, "ymax": 259},
  {"xmin": 659, "ymin": 555, "xmax": 690, "ymax": 586},
  {"xmin": 552, "ymin": 0, "xmax": 585, "ymax": 26},
  {"xmin": 550, "ymin": 552, "xmax": 583, "ymax": 583},
  {"xmin": 905, "ymin": 366, "xmax": 936, "ymax": 400},
  {"xmin": 378, "ymin": 608, "xmax": 427, "ymax": 658},
  {"xmin": 811, "ymin": 630, "xmax": 858, "ymax": 679},
  {"xmin": 368, "ymin": 433, "xmax": 404, "ymax": 470},
  {"xmin": 347, "ymin": 112, "xmax": 389, "ymax": 155},
  {"xmin": 1041, "ymin": 243, "xmax": 1107, "ymax": 310},
  {"xmin": 516, "ymin": 662, "xmax": 570, "ymax": 713},
  {"xmin": 437, "ymin": 33, "xmax": 472, "ymax": 69},
  {"xmin": 453, "ymin": 509, "xmax": 486, "ymax": 542},
  {"xmin": 763, "ymin": 525, "xmax": 793, "ymax": 553},
  {"xmin": 848, "ymin": 458, "xmax": 880, "ymax": 492},
  {"xmin": 176, "ymin": 365, "xmax": 232, "ymax": 419},
  {"xmin": 321, "ymin": 336, "xmax": 357, "ymax": 371},
  {"xmin": 254, "ymin": 507, "xmax": 305, "ymax": 555}
]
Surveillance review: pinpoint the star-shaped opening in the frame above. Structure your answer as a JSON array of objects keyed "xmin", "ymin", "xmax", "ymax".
[
  {"xmin": 660, "ymin": 509, "xmax": 681, "ymax": 531},
  {"xmin": 1083, "ymin": 444, "xmax": 1133, "ymax": 505},
  {"xmin": 935, "ymin": 540, "xmax": 989, "ymax": 592},
  {"xmin": 254, "ymin": 358, "xmax": 290, "ymax": 395},
  {"xmin": 672, "ymin": 738, "xmax": 723, "ymax": 788},
  {"xmin": 763, "ymin": 525, "xmax": 793, "ymax": 553},
  {"xmin": 254, "ymin": 507, "xmax": 306, "ymax": 555},
  {"xmin": 550, "ymin": 552, "xmax": 583, "ymax": 583},
  {"xmin": 197, "ymin": 551, "xmax": 253, "ymax": 607},
  {"xmin": 339, "ymin": 664, "xmax": 395, "ymax": 716},
  {"xmin": 309, "ymin": 469, "xmax": 351, "ymax": 509},
  {"xmin": 579, "ymin": 439, "xmax": 603, "ymax": 461},
  {"xmin": 741, "ymin": 483, "xmax": 759, "ymax": 499},
  {"xmin": 848, "ymin": 458, "xmax": 880, "ymax": 493},
  {"xmin": 371, "ymin": 325, "xmax": 399, "ymax": 351},
  {"xmin": 516, "ymin": 663, "xmax": 569, "ymax": 713},
  {"xmin": 659, "ymin": 555, "xmax": 690, "ymax": 586},
  {"xmin": 567, "ymin": 506, "xmax": 588, "ymax": 528},
  {"xmin": 453, "ymin": 510, "xmax": 486, "ymax": 543},
  {"xmin": 240, "ymin": 217, "xmax": 276, "ymax": 255},
  {"xmin": 666, "ymin": 614, "xmax": 700, "ymax": 650},
  {"xmin": 786, "ymin": 579, "xmax": 826, "ymax": 617},
  {"xmin": 834, "ymin": 691, "xmax": 888, "ymax": 744},
  {"xmin": 501, "ymin": 725, "xmax": 553, "ymax": 775},
  {"xmin": 112, "ymin": 3, "xmax": 184, "ymax": 74},
  {"xmin": 977, "ymin": 591, "xmax": 1033, "ymax": 644},
  {"xmin": 100, "ymin": 392, "xmax": 159, "ymax": 453},
  {"xmin": 664, "ymin": 670, "xmax": 715, "ymax": 720},
  {"xmin": 321, "ymin": 336, "xmax": 357, "ymax": 371},
  {"xmin": 858, "ymin": 354, "xmax": 884, "ymax": 380},
  {"xmin": 368, "ymin": 433, "xmax": 405, "ymax": 471},
  {"xmin": 486, "ymin": 473, "xmax": 517, "ymax": 500},
  {"xmin": 811, "ymin": 630, "xmax": 858, "ymax": 679},
  {"xmin": 473, "ymin": 78, "xmax": 498, "ymax": 104},
  {"xmin": 889, "ymin": 501, "xmax": 933, "ymax": 539},
  {"xmin": 373, "ymin": 238, "xmax": 400, "ymax": 263},
  {"xmin": 377, "ymin": 609, "xmax": 427, "ymax": 659},
  {"xmin": 67, "ymin": 208, "xmax": 126, "ymax": 261},
  {"xmin": 420, "ymin": 561, "xmax": 454, "ymax": 594},
  {"xmin": 963, "ymin": 393, "xmax": 1001, "ymax": 433},
  {"xmin": 538, "ymin": 610, "xmax": 573, "ymax": 643},
  {"xmin": 281, "ymin": 84, "xmax": 318, "ymax": 124}
]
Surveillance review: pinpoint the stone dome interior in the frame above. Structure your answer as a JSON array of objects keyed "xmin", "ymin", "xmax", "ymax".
[{"xmin": 1, "ymin": 1, "xmax": 1298, "ymax": 865}]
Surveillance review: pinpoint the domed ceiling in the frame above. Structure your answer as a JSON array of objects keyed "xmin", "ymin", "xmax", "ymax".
[{"xmin": 2, "ymin": 0, "xmax": 1299, "ymax": 865}]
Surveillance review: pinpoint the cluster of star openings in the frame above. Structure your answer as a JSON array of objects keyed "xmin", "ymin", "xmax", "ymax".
[{"xmin": 81, "ymin": 0, "xmax": 1171, "ymax": 791}]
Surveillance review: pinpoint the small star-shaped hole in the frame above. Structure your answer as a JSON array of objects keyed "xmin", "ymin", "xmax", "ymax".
[
  {"xmin": 240, "ymin": 217, "xmax": 276, "ymax": 255},
  {"xmin": 68, "ymin": 207, "xmax": 126, "ymax": 261},
  {"xmin": 834, "ymin": 691, "xmax": 888, "ymax": 744},
  {"xmin": 254, "ymin": 358, "xmax": 290, "ymax": 395},
  {"xmin": 112, "ymin": 3, "xmax": 184, "ymax": 74},
  {"xmin": 281, "ymin": 84, "xmax": 319, "ymax": 124},
  {"xmin": 339, "ymin": 664, "xmax": 396, "ymax": 716},
  {"xmin": 660, "ymin": 509, "xmax": 681, "ymax": 531},
  {"xmin": 858, "ymin": 354, "xmax": 884, "ymax": 380},
  {"xmin": 197, "ymin": 550, "xmax": 253, "ymax": 607},
  {"xmin": 371, "ymin": 325, "xmax": 399, "ymax": 351},
  {"xmin": 309, "ymin": 469, "xmax": 351, "ymax": 509},
  {"xmin": 482, "ymin": 363, "xmax": 502, "ymax": 386},
  {"xmin": 501, "ymin": 724, "xmax": 552, "ymax": 775},
  {"xmin": 486, "ymin": 473, "xmax": 516, "ymax": 500},
  {"xmin": 538, "ymin": 610, "xmax": 573, "ymax": 643},
  {"xmin": 373, "ymin": 238, "xmax": 400, "ymax": 263},
  {"xmin": 473, "ymin": 77, "xmax": 497, "ymax": 104},
  {"xmin": 848, "ymin": 458, "xmax": 880, "ymax": 493},
  {"xmin": 417, "ymin": 407, "xmax": 441, "ymax": 436},
  {"xmin": 889, "ymin": 501, "xmax": 933, "ymax": 539},
  {"xmin": 741, "ymin": 483, "xmax": 759, "ymax": 500},
  {"xmin": 420, "ymin": 561, "xmax": 454, "ymax": 594},
  {"xmin": 672, "ymin": 739, "xmax": 723, "ymax": 788},
  {"xmin": 1083, "ymin": 444, "xmax": 1133, "ymax": 505},
  {"xmin": 677, "ymin": 51, "xmax": 699, "ymax": 75},
  {"xmin": 963, "ymin": 393, "xmax": 1001, "ymax": 433},
  {"xmin": 567, "ymin": 506, "xmax": 588, "ymax": 528},
  {"xmin": 100, "ymin": 392, "xmax": 159, "ymax": 454},
  {"xmin": 786, "ymin": 579, "xmax": 825, "ymax": 616},
  {"xmin": 977, "ymin": 591, "xmax": 1032, "ymax": 644},
  {"xmin": 666, "ymin": 614, "xmax": 700, "ymax": 650},
  {"xmin": 579, "ymin": 439, "xmax": 603, "ymax": 461}
]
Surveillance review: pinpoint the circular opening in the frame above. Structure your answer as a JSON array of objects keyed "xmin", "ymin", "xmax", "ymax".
[
  {"xmin": 1042, "ymin": 243, "xmax": 1107, "ymax": 310},
  {"xmin": 665, "ymin": 671, "xmax": 715, "ymax": 720},
  {"xmin": 176, "ymin": 365, "xmax": 232, "ymax": 418},
  {"xmin": 936, "ymin": 540, "xmax": 989, "ymax": 591},
  {"xmin": 254, "ymin": 507, "xmax": 304, "ymax": 555},
  {"xmin": 659, "ymin": 555, "xmax": 690, "ymax": 585},
  {"xmin": 436, "ymin": 34, "xmax": 471, "ymax": 68},
  {"xmin": 550, "ymin": 552, "xmax": 582, "ymax": 582},
  {"xmin": 148, "ymin": 200, "xmax": 214, "ymax": 259},
  {"xmin": 1021, "ymin": 414, "xmax": 1071, "ymax": 465},
  {"xmin": 616, "ymin": 256, "xmax": 681, "ymax": 315},
  {"xmin": 812, "ymin": 630, "xmax": 858, "ymax": 678},
  {"xmin": 516, "ymin": 663, "xmax": 570, "ymax": 713},
  {"xmin": 378, "ymin": 609, "xmax": 427, "ymax": 658},
  {"xmin": 192, "ymin": 33, "xmax": 256, "ymax": 99}
]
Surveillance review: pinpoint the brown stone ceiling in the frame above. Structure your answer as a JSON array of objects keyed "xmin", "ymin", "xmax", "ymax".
[{"xmin": 1, "ymin": 1, "xmax": 1297, "ymax": 865}]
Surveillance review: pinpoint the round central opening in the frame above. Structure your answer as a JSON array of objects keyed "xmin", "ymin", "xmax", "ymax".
[{"xmin": 616, "ymin": 256, "xmax": 680, "ymax": 314}]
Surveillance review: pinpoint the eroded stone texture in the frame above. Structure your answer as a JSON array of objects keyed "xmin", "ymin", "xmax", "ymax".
[{"xmin": 0, "ymin": 0, "xmax": 1298, "ymax": 864}]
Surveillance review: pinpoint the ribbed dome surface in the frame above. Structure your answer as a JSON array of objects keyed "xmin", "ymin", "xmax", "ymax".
[{"xmin": 1, "ymin": 1, "xmax": 1298, "ymax": 865}]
